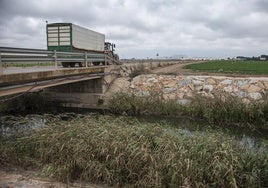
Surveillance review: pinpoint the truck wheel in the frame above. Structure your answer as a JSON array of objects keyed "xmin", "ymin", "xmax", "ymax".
[
  {"xmin": 93, "ymin": 62, "xmax": 100, "ymax": 66},
  {"xmin": 70, "ymin": 62, "xmax": 76, "ymax": 67},
  {"xmin": 62, "ymin": 62, "xmax": 69, "ymax": 67}
]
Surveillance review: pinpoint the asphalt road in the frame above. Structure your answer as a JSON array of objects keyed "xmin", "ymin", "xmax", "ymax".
[{"xmin": 3, "ymin": 66, "xmax": 60, "ymax": 74}]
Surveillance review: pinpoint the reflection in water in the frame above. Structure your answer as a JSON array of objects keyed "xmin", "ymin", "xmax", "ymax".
[
  {"xmin": 138, "ymin": 115, "xmax": 267, "ymax": 151},
  {"xmin": 0, "ymin": 115, "xmax": 46, "ymax": 137},
  {"xmin": 0, "ymin": 113, "xmax": 267, "ymax": 151}
]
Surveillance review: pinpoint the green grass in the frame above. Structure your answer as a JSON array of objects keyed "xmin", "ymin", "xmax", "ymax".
[
  {"xmin": 184, "ymin": 60, "xmax": 268, "ymax": 75},
  {"xmin": 0, "ymin": 114, "xmax": 267, "ymax": 187}
]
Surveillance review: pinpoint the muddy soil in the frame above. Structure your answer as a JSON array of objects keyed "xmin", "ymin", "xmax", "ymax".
[
  {"xmin": 0, "ymin": 169, "xmax": 103, "ymax": 188},
  {"xmin": 151, "ymin": 61, "xmax": 200, "ymax": 75}
]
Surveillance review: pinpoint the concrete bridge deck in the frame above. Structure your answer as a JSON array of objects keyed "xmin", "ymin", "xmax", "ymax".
[
  {"xmin": 0, "ymin": 66, "xmax": 111, "ymax": 97},
  {"xmin": 0, "ymin": 66, "xmax": 106, "ymax": 85}
]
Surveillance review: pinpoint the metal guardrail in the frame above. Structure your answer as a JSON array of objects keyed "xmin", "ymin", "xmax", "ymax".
[{"xmin": 0, "ymin": 46, "xmax": 120, "ymax": 75}]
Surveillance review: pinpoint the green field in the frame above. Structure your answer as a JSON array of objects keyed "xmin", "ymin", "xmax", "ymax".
[{"xmin": 184, "ymin": 60, "xmax": 268, "ymax": 75}]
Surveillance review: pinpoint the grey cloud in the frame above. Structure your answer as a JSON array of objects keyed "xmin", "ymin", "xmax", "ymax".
[
  {"xmin": 254, "ymin": 0, "xmax": 268, "ymax": 12},
  {"xmin": 0, "ymin": 0, "xmax": 267, "ymax": 58}
]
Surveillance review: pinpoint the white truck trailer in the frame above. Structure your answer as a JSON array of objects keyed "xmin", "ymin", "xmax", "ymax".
[{"xmin": 46, "ymin": 23, "xmax": 118, "ymax": 67}]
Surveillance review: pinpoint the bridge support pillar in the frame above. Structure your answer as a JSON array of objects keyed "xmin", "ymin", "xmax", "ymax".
[
  {"xmin": 42, "ymin": 78, "xmax": 105, "ymax": 109},
  {"xmin": 42, "ymin": 65, "xmax": 120, "ymax": 109}
]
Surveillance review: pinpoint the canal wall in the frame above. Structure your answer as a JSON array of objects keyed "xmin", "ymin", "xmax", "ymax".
[{"xmin": 129, "ymin": 75, "xmax": 268, "ymax": 104}]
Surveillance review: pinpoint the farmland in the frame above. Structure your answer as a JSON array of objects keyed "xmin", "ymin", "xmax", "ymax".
[{"xmin": 184, "ymin": 60, "xmax": 268, "ymax": 75}]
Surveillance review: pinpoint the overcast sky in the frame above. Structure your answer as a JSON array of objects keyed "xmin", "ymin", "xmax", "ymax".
[{"xmin": 0, "ymin": 0, "xmax": 267, "ymax": 59}]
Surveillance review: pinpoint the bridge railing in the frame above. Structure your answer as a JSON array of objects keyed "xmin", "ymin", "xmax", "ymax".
[{"xmin": 0, "ymin": 46, "xmax": 120, "ymax": 75}]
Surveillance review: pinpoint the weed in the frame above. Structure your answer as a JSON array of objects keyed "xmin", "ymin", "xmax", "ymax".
[
  {"xmin": 97, "ymin": 98, "xmax": 104, "ymax": 105},
  {"xmin": 109, "ymin": 91, "xmax": 268, "ymax": 130},
  {"xmin": 1, "ymin": 114, "xmax": 267, "ymax": 187}
]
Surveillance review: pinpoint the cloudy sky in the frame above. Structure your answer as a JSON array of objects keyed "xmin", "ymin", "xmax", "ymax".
[{"xmin": 0, "ymin": 0, "xmax": 267, "ymax": 59}]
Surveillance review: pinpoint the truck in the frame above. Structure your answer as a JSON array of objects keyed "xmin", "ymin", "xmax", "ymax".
[{"xmin": 46, "ymin": 23, "xmax": 119, "ymax": 67}]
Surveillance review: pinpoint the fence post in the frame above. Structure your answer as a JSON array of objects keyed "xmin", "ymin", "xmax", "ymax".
[
  {"xmin": 85, "ymin": 52, "xmax": 88, "ymax": 67},
  {"xmin": 0, "ymin": 52, "xmax": 3, "ymax": 75},
  {"xmin": 105, "ymin": 54, "xmax": 107, "ymax": 66},
  {"xmin": 54, "ymin": 50, "xmax": 57, "ymax": 68}
]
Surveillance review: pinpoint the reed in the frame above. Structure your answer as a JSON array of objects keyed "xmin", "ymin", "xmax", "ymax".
[
  {"xmin": 109, "ymin": 92, "xmax": 185, "ymax": 116},
  {"xmin": 1, "ymin": 114, "xmax": 267, "ymax": 187},
  {"xmin": 109, "ymin": 91, "xmax": 268, "ymax": 130},
  {"xmin": 188, "ymin": 93, "xmax": 268, "ymax": 129}
]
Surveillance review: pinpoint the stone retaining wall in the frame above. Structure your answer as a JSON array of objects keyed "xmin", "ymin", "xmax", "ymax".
[{"xmin": 130, "ymin": 75, "xmax": 268, "ymax": 104}]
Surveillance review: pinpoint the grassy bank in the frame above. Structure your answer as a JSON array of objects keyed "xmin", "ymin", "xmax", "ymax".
[
  {"xmin": 109, "ymin": 92, "xmax": 268, "ymax": 130},
  {"xmin": 0, "ymin": 114, "xmax": 267, "ymax": 187},
  {"xmin": 184, "ymin": 60, "xmax": 268, "ymax": 75}
]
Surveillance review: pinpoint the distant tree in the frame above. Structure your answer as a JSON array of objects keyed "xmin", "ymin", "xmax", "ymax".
[
  {"xmin": 236, "ymin": 56, "xmax": 247, "ymax": 60},
  {"xmin": 260, "ymin": 54, "xmax": 268, "ymax": 59},
  {"xmin": 260, "ymin": 55, "xmax": 268, "ymax": 60}
]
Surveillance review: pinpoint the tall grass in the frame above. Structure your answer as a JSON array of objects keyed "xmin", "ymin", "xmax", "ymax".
[
  {"xmin": 109, "ymin": 92, "xmax": 268, "ymax": 130},
  {"xmin": 109, "ymin": 92, "xmax": 185, "ymax": 116},
  {"xmin": 1, "ymin": 114, "xmax": 267, "ymax": 187},
  {"xmin": 188, "ymin": 93, "xmax": 268, "ymax": 129}
]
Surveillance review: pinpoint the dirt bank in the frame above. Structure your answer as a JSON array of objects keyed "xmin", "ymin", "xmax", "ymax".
[
  {"xmin": 0, "ymin": 169, "xmax": 102, "ymax": 188},
  {"xmin": 151, "ymin": 61, "xmax": 200, "ymax": 75}
]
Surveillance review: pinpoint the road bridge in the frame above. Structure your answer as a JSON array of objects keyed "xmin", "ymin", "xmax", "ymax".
[
  {"xmin": 0, "ymin": 65, "xmax": 120, "ymax": 109},
  {"xmin": 0, "ymin": 67, "xmax": 108, "ymax": 97},
  {"xmin": 0, "ymin": 46, "xmax": 120, "ymax": 97},
  {"xmin": 0, "ymin": 47, "xmax": 121, "ymax": 109},
  {"xmin": 0, "ymin": 46, "xmax": 181, "ymax": 109}
]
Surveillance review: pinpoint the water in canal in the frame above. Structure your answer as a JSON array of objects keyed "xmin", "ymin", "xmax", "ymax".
[{"xmin": 0, "ymin": 112, "xmax": 267, "ymax": 152}]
